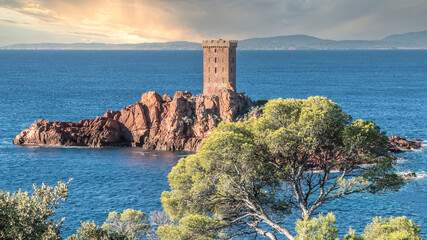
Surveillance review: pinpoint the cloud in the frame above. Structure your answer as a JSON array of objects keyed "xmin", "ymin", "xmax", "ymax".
[
  {"xmin": 0, "ymin": 18, "xmax": 27, "ymax": 24},
  {"xmin": 0, "ymin": 0, "xmax": 426, "ymax": 45}
]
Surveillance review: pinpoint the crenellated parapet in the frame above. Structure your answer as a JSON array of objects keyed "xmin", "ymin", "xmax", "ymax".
[{"xmin": 202, "ymin": 40, "xmax": 238, "ymax": 48}]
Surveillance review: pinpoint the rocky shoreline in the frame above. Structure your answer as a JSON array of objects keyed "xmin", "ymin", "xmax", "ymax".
[
  {"xmin": 13, "ymin": 90, "xmax": 252, "ymax": 151},
  {"xmin": 13, "ymin": 91, "xmax": 424, "ymax": 153}
]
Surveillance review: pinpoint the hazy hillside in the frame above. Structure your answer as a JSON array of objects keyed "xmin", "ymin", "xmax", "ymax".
[
  {"xmin": 2, "ymin": 30, "xmax": 426, "ymax": 50},
  {"xmin": 238, "ymin": 35, "xmax": 376, "ymax": 50},
  {"xmin": 381, "ymin": 30, "xmax": 427, "ymax": 48},
  {"xmin": 1, "ymin": 41, "xmax": 201, "ymax": 50}
]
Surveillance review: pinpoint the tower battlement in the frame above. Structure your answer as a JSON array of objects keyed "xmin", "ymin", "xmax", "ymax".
[
  {"xmin": 202, "ymin": 40, "xmax": 238, "ymax": 48},
  {"xmin": 202, "ymin": 39, "xmax": 238, "ymax": 95}
]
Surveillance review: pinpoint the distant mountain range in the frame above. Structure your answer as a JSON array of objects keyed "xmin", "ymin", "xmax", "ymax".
[{"xmin": 2, "ymin": 30, "xmax": 427, "ymax": 50}]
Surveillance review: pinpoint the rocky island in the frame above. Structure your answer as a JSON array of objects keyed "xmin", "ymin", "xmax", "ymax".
[{"xmin": 13, "ymin": 90, "xmax": 252, "ymax": 151}]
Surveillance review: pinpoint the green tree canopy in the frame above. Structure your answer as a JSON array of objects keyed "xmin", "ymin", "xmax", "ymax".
[{"xmin": 161, "ymin": 97, "xmax": 405, "ymax": 240}]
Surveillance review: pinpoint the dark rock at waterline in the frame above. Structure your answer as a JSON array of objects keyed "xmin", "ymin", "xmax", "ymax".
[
  {"xmin": 401, "ymin": 172, "xmax": 417, "ymax": 179},
  {"xmin": 388, "ymin": 136, "xmax": 423, "ymax": 153}
]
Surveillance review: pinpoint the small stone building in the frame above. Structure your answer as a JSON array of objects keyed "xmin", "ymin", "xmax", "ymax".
[{"xmin": 202, "ymin": 40, "xmax": 238, "ymax": 95}]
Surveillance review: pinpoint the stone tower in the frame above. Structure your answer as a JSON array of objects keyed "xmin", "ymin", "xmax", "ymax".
[{"xmin": 202, "ymin": 39, "xmax": 238, "ymax": 95}]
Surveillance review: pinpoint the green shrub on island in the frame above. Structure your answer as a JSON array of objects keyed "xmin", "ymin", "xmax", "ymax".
[{"xmin": 160, "ymin": 97, "xmax": 405, "ymax": 240}]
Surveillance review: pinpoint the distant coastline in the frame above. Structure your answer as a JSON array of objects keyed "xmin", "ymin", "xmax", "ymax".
[{"xmin": 2, "ymin": 30, "xmax": 426, "ymax": 50}]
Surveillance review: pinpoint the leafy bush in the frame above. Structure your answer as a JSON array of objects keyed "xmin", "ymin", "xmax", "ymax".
[
  {"xmin": 68, "ymin": 209, "xmax": 151, "ymax": 240},
  {"xmin": 295, "ymin": 212, "xmax": 339, "ymax": 240},
  {"xmin": 157, "ymin": 214, "xmax": 223, "ymax": 240},
  {"xmin": 362, "ymin": 216, "xmax": 423, "ymax": 240},
  {"xmin": 0, "ymin": 179, "xmax": 71, "ymax": 240}
]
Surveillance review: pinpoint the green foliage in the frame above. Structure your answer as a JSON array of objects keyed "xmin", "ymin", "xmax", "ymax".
[
  {"xmin": 295, "ymin": 212, "xmax": 339, "ymax": 240},
  {"xmin": 295, "ymin": 215, "xmax": 423, "ymax": 240},
  {"xmin": 157, "ymin": 214, "xmax": 223, "ymax": 240},
  {"xmin": 161, "ymin": 119, "xmax": 282, "ymax": 233},
  {"xmin": 363, "ymin": 157, "xmax": 406, "ymax": 193},
  {"xmin": 169, "ymin": 120, "xmax": 284, "ymax": 237},
  {"xmin": 342, "ymin": 119, "xmax": 389, "ymax": 162},
  {"xmin": 68, "ymin": 209, "xmax": 151, "ymax": 240},
  {"xmin": 67, "ymin": 221, "xmax": 131, "ymax": 240},
  {"xmin": 343, "ymin": 228, "xmax": 363, "ymax": 240},
  {"xmin": 254, "ymin": 97, "xmax": 350, "ymax": 160},
  {"xmin": 0, "ymin": 179, "xmax": 71, "ymax": 240},
  {"xmin": 102, "ymin": 209, "xmax": 151, "ymax": 239},
  {"xmin": 362, "ymin": 216, "xmax": 423, "ymax": 240}
]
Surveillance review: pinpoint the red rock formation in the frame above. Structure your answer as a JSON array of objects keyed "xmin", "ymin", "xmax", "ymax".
[
  {"xmin": 13, "ymin": 90, "xmax": 252, "ymax": 151},
  {"xmin": 388, "ymin": 136, "xmax": 423, "ymax": 153},
  {"xmin": 13, "ymin": 117, "xmax": 128, "ymax": 147}
]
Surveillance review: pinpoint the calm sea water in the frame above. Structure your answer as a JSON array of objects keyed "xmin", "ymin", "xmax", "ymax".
[{"xmin": 0, "ymin": 50, "xmax": 426, "ymax": 238}]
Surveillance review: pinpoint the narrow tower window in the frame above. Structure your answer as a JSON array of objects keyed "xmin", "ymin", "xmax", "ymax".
[
  {"xmin": 215, "ymin": 57, "xmax": 217, "ymax": 63},
  {"xmin": 215, "ymin": 67, "xmax": 217, "ymax": 73}
]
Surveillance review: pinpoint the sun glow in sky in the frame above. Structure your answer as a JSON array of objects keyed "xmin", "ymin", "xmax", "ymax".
[{"xmin": 1, "ymin": 0, "xmax": 426, "ymax": 46}]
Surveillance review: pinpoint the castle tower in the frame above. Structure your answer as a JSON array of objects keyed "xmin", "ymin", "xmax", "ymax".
[{"xmin": 202, "ymin": 40, "xmax": 238, "ymax": 95}]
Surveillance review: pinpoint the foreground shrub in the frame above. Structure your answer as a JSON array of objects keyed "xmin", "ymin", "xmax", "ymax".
[
  {"xmin": 362, "ymin": 216, "xmax": 422, "ymax": 240},
  {"xmin": 295, "ymin": 213, "xmax": 423, "ymax": 240},
  {"xmin": 0, "ymin": 180, "xmax": 71, "ymax": 240},
  {"xmin": 68, "ymin": 209, "xmax": 151, "ymax": 240},
  {"xmin": 157, "ymin": 214, "xmax": 224, "ymax": 240},
  {"xmin": 295, "ymin": 212, "xmax": 339, "ymax": 240}
]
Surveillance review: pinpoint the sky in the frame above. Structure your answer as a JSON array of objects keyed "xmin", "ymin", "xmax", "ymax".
[{"xmin": 0, "ymin": 0, "xmax": 426, "ymax": 46}]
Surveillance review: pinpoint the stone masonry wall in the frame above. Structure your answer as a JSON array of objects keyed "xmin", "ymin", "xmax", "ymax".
[{"xmin": 202, "ymin": 40, "xmax": 237, "ymax": 95}]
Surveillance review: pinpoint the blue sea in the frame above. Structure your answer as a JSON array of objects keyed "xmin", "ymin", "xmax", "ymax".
[{"xmin": 0, "ymin": 50, "xmax": 426, "ymax": 238}]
